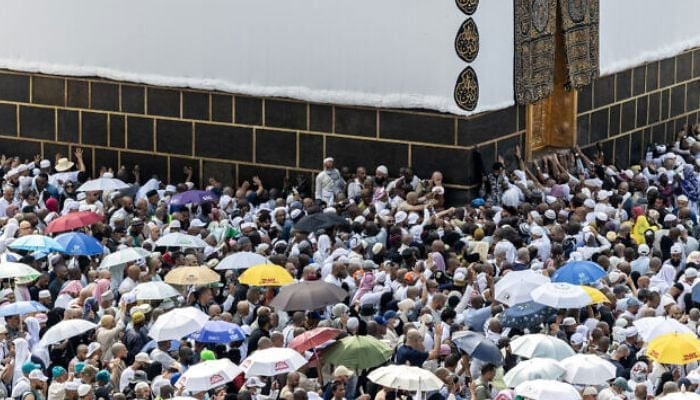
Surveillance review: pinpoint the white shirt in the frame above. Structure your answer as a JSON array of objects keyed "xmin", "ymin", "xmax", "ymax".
[{"xmin": 150, "ymin": 348, "xmax": 176, "ymax": 369}]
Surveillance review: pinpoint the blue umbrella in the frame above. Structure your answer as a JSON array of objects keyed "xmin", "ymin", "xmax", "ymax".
[
  {"xmin": 170, "ymin": 190, "xmax": 219, "ymax": 206},
  {"xmin": 551, "ymin": 261, "xmax": 606, "ymax": 284},
  {"xmin": 9, "ymin": 235, "xmax": 65, "ymax": 253},
  {"xmin": 0, "ymin": 301, "xmax": 48, "ymax": 317},
  {"xmin": 55, "ymin": 232, "xmax": 104, "ymax": 256},
  {"xmin": 498, "ymin": 301, "xmax": 557, "ymax": 330},
  {"xmin": 189, "ymin": 320, "xmax": 246, "ymax": 344},
  {"xmin": 692, "ymin": 284, "xmax": 700, "ymax": 303},
  {"xmin": 452, "ymin": 331, "xmax": 504, "ymax": 365}
]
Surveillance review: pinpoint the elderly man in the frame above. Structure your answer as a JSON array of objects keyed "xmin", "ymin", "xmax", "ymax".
[{"xmin": 315, "ymin": 157, "xmax": 345, "ymax": 204}]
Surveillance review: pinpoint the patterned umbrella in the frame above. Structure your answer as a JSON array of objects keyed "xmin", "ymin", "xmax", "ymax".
[
  {"xmin": 551, "ymin": 261, "xmax": 606, "ymax": 285},
  {"xmin": 170, "ymin": 190, "xmax": 219, "ymax": 206},
  {"xmin": 499, "ymin": 301, "xmax": 557, "ymax": 329}
]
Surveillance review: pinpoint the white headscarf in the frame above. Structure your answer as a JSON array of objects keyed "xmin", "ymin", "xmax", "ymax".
[
  {"xmin": 25, "ymin": 317, "xmax": 49, "ymax": 367},
  {"xmin": 12, "ymin": 337, "xmax": 31, "ymax": 387}
]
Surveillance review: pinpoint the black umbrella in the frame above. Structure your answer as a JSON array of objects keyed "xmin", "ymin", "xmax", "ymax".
[
  {"xmin": 269, "ymin": 281, "xmax": 348, "ymax": 311},
  {"xmin": 293, "ymin": 213, "xmax": 348, "ymax": 233}
]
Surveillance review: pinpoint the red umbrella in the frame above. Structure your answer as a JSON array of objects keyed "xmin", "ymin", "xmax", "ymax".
[
  {"xmin": 45, "ymin": 211, "xmax": 103, "ymax": 234},
  {"xmin": 289, "ymin": 327, "xmax": 341, "ymax": 353}
]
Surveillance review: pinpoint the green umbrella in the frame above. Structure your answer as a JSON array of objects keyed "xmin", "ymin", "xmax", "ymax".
[{"xmin": 323, "ymin": 335, "xmax": 393, "ymax": 370}]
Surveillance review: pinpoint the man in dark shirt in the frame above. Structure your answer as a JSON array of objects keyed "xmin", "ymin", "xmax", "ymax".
[
  {"xmin": 124, "ymin": 312, "xmax": 149, "ymax": 365},
  {"xmin": 247, "ymin": 313, "xmax": 271, "ymax": 354},
  {"xmin": 395, "ymin": 323, "xmax": 442, "ymax": 366}
]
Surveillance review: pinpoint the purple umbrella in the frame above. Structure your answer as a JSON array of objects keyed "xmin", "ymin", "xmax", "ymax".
[{"xmin": 170, "ymin": 190, "xmax": 219, "ymax": 206}]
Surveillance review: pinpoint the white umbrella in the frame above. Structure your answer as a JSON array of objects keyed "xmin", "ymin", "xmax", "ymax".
[
  {"xmin": 155, "ymin": 233, "xmax": 208, "ymax": 249},
  {"xmin": 495, "ymin": 270, "xmax": 550, "ymax": 306},
  {"xmin": 240, "ymin": 348, "xmax": 307, "ymax": 376},
  {"xmin": 148, "ymin": 307, "xmax": 209, "ymax": 341},
  {"xmin": 0, "ymin": 262, "xmax": 40, "ymax": 280},
  {"xmin": 175, "ymin": 359, "xmax": 242, "ymax": 392},
  {"xmin": 39, "ymin": 320, "xmax": 97, "ymax": 346},
  {"xmin": 531, "ymin": 282, "xmax": 591, "ymax": 309},
  {"xmin": 510, "ymin": 334, "xmax": 575, "ymax": 361},
  {"xmin": 216, "ymin": 252, "xmax": 267, "ymax": 270},
  {"xmin": 634, "ymin": 316, "xmax": 694, "ymax": 341},
  {"xmin": 368, "ymin": 365, "xmax": 444, "ymax": 392},
  {"xmin": 560, "ymin": 354, "xmax": 616, "ymax": 385},
  {"xmin": 131, "ymin": 281, "xmax": 181, "ymax": 301},
  {"xmin": 77, "ymin": 174, "xmax": 129, "ymax": 192},
  {"xmin": 515, "ymin": 379, "xmax": 581, "ymax": 400},
  {"xmin": 98, "ymin": 247, "xmax": 151, "ymax": 270},
  {"xmin": 503, "ymin": 358, "xmax": 566, "ymax": 388}
]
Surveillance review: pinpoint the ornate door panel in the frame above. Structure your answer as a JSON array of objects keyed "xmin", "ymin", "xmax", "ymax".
[
  {"xmin": 560, "ymin": 0, "xmax": 600, "ymax": 88},
  {"xmin": 514, "ymin": 0, "xmax": 557, "ymax": 105}
]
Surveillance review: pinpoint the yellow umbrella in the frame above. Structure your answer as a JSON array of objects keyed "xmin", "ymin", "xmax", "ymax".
[
  {"xmin": 646, "ymin": 332, "xmax": 700, "ymax": 364},
  {"xmin": 164, "ymin": 266, "xmax": 221, "ymax": 286},
  {"xmin": 238, "ymin": 264, "xmax": 294, "ymax": 287},
  {"xmin": 581, "ymin": 286, "xmax": 608, "ymax": 304}
]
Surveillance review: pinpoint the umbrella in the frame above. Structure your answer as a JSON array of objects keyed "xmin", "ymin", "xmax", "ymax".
[
  {"xmin": 634, "ymin": 316, "xmax": 694, "ymax": 341},
  {"xmin": 368, "ymin": 365, "xmax": 444, "ymax": 392},
  {"xmin": 269, "ymin": 281, "xmax": 348, "ymax": 311},
  {"xmin": 531, "ymin": 282, "xmax": 601, "ymax": 309},
  {"xmin": 164, "ymin": 266, "xmax": 221, "ymax": 286},
  {"xmin": 495, "ymin": 270, "xmax": 550, "ymax": 306},
  {"xmin": 131, "ymin": 281, "xmax": 181, "ymax": 301},
  {"xmin": 155, "ymin": 233, "xmax": 208, "ymax": 249},
  {"xmin": 215, "ymin": 252, "xmax": 267, "ymax": 270},
  {"xmin": 77, "ymin": 175, "xmax": 129, "ymax": 192},
  {"xmin": 148, "ymin": 307, "xmax": 210, "ymax": 341},
  {"xmin": 175, "ymin": 359, "xmax": 242, "ymax": 392},
  {"xmin": 98, "ymin": 247, "xmax": 151, "ymax": 270},
  {"xmin": 503, "ymin": 358, "xmax": 566, "ymax": 388},
  {"xmin": 560, "ymin": 354, "xmax": 616, "ymax": 385},
  {"xmin": 290, "ymin": 327, "xmax": 341, "ymax": 353},
  {"xmin": 39, "ymin": 320, "xmax": 97, "ymax": 346},
  {"xmin": 240, "ymin": 348, "xmax": 307, "ymax": 376},
  {"xmin": 189, "ymin": 320, "xmax": 246, "ymax": 344},
  {"xmin": 580, "ymin": 286, "xmax": 608, "ymax": 304},
  {"xmin": 498, "ymin": 301, "xmax": 557, "ymax": 329},
  {"xmin": 451, "ymin": 331, "xmax": 504, "ymax": 365},
  {"xmin": 9, "ymin": 235, "xmax": 65, "ymax": 253},
  {"xmin": 0, "ymin": 262, "xmax": 40, "ymax": 280},
  {"xmin": 691, "ymin": 284, "xmax": 700, "ymax": 303},
  {"xmin": 646, "ymin": 332, "xmax": 700, "ymax": 365},
  {"xmin": 510, "ymin": 334, "xmax": 575, "ymax": 361},
  {"xmin": 515, "ymin": 380, "xmax": 581, "ymax": 400},
  {"xmin": 170, "ymin": 190, "xmax": 219, "ymax": 206},
  {"xmin": 293, "ymin": 213, "xmax": 348, "ymax": 233},
  {"xmin": 45, "ymin": 211, "xmax": 103, "ymax": 234},
  {"xmin": 55, "ymin": 232, "xmax": 104, "ymax": 256},
  {"xmin": 0, "ymin": 301, "xmax": 48, "ymax": 317},
  {"xmin": 239, "ymin": 264, "xmax": 294, "ymax": 287},
  {"xmin": 323, "ymin": 335, "xmax": 393, "ymax": 370},
  {"xmin": 551, "ymin": 261, "xmax": 606, "ymax": 285}
]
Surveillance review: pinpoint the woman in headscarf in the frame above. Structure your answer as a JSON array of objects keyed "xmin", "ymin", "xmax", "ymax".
[
  {"xmin": 11, "ymin": 337, "xmax": 31, "ymax": 388},
  {"xmin": 313, "ymin": 234, "xmax": 332, "ymax": 265},
  {"xmin": 0, "ymin": 219, "xmax": 19, "ymax": 253},
  {"xmin": 25, "ymin": 317, "xmax": 49, "ymax": 368},
  {"xmin": 681, "ymin": 163, "xmax": 700, "ymax": 211},
  {"xmin": 631, "ymin": 206, "xmax": 656, "ymax": 245}
]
